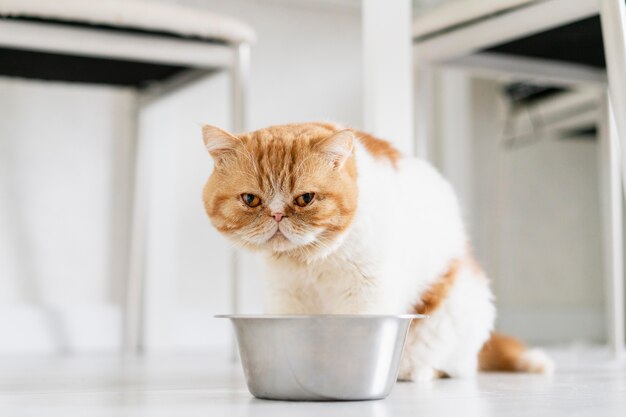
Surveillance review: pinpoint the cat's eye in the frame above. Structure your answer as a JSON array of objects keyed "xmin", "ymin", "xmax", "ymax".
[
  {"xmin": 295, "ymin": 192, "xmax": 315, "ymax": 207},
  {"xmin": 241, "ymin": 193, "xmax": 261, "ymax": 208}
]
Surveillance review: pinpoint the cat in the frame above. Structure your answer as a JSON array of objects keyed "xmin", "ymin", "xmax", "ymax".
[{"xmin": 201, "ymin": 122, "xmax": 554, "ymax": 381}]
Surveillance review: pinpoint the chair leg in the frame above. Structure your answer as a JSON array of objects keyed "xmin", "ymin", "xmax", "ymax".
[
  {"xmin": 122, "ymin": 95, "xmax": 147, "ymax": 354},
  {"xmin": 598, "ymin": 93, "xmax": 625, "ymax": 360},
  {"xmin": 363, "ymin": 0, "xmax": 414, "ymax": 155},
  {"xmin": 414, "ymin": 66, "xmax": 435, "ymax": 160},
  {"xmin": 600, "ymin": 0, "xmax": 626, "ymax": 359},
  {"xmin": 231, "ymin": 43, "xmax": 250, "ymax": 136},
  {"xmin": 229, "ymin": 43, "xmax": 250, "ymax": 360}
]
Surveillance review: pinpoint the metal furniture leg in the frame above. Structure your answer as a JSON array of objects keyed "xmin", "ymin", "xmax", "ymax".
[
  {"xmin": 229, "ymin": 42, "xmax": 250, "ymax": 359},
  {"xmin": 413, "ymin": 66, "xmax": 435, "ymax": 160},
  {"xmin": 123, "ymin": 93, "xmax": 146, "ymax": 354},
  {"xmin": 598, "ymin": 92, "xmax": 625, "ymax": 360},
  {"xmin": 600, "ymin": 0, "xmax": 626, "ymax": 359}
]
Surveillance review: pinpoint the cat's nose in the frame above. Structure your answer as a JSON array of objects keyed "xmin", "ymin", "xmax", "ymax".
[{"xmin": 272, "ymin": 212, "xmax": 284, "ymax": 222}]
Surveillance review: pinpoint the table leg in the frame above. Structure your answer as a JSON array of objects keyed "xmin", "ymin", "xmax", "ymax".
[
  {"xmin": 600, "ymin": 0, "xmax": 626, "ymax": 359},
  {"xmin": 598, "ymin": 93, "xmax": 625, "ymax": 360},
  {"xmin": 230, "ymin": 43, "xmax": 250, "ymax": 360}
]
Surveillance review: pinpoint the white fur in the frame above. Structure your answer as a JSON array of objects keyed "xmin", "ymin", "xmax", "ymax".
[{"xmin": 263, "ymin": 142, "xmax": 497, "ymax": 380}]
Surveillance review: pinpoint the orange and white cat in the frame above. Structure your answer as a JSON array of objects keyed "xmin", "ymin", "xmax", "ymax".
[{"xmin": 202, "ymin": 122, "xmax": 553, "ymax": 381}]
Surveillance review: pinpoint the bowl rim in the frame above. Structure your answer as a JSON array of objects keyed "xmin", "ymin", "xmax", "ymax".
[{"xmin": 215, "ymin": 314, "xmax": 427, "ymax": 319}]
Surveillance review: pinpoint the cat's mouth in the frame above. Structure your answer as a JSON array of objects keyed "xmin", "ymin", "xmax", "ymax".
[
  {"xmin": 264, "ymin": 227, "xmax": 298, "ymax": 252},
  {"xmin": 270, "ymin": 229, "xmax": 287, "ymax": 241},
  {"xmin": 259, "ymin": 225, "xmax": 321, "ymax": 254}
]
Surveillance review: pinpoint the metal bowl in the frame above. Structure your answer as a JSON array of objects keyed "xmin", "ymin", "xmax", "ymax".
[{"xmin": 216, "ymin": 314, "xmax": 425, "ymax": 401}]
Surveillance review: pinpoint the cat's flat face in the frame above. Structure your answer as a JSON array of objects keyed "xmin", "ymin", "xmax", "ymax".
[{"xmin": 202, "ymin": 123, "xmax": 358, "ymax": 258}]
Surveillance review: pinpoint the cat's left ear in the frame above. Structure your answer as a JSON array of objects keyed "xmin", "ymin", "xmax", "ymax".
[
  {"xmin": 202, "ymin": 124, "xmax": 239, "ymax": 164},
  {"xmin": 317, "ymin": 129, "xmax": 354, "ymax": 168}
]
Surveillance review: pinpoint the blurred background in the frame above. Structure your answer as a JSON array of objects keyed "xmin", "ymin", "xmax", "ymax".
[{"xmin": 0, "ymin": 0, "xmax": 619, "ymax": 356}]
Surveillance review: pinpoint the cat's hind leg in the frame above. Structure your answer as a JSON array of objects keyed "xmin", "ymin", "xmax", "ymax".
[{"xmin": 399, "ymin": 262, "xmax": 495, "ymax": 381}]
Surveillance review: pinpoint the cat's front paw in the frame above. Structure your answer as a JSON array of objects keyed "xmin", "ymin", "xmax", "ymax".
[{"xmin": 398, "ymin": 364, "xmax": 438, "ymax": 383}]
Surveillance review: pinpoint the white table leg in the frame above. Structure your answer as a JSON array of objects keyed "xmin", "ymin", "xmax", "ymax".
[
  {"xmin": 124, "ymin": 94, "xmax": 148, "ymax": 354},
  {"xmin": 598, "ymin": 93, "xmax": 625, "ymax": 360},
  {"xmin": 600, "ymin": 0, "xmax": 626, "ymax": 359},
  {"xmin": 413, "ymin": 65, "xmax": 435, "ymax": 160},
  {"xmin": 437, "ymin": 69, "xmax": 473, "ymax": 207},
  {"xmin": 363, "ymin": 0, "xmax": 414, "ymax": 155},
  {"xmin": 138, "ymin": 98, "xmax": 180, "ymax": 353},
  {"xmin": 229, "ymin": 43, "xmax": 250, "ymax": 360}
]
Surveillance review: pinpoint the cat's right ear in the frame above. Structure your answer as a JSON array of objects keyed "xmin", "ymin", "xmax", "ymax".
[{"xmin": 202, "ymin": 125, "xmax": 239, "ymax": 164}]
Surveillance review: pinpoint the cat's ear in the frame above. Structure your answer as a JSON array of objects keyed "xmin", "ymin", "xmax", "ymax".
[
  {"xmin": 316, "ymin": 129, "xmax": 354, "ymax": 168},
  {"xmin": 202, "ymin": 125, "xmax": 239, "ymax": 164}
]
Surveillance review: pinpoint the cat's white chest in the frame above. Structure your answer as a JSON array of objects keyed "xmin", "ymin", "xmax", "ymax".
[{"xmin": 265, "ymin": 254, "xmax": 385, "ymax": 314}]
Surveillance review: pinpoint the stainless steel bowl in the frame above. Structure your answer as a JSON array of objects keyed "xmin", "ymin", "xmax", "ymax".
[{"xmin": 216, "ymin": 314, "xmax": 425, "ymax": 401}]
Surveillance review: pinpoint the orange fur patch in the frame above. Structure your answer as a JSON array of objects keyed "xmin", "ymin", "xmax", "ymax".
[
  {"xmin": 308, "ymin": 123, "xmax": 402, "ymax": 167},
  {"xmin": 478, "ymin": 332, "xmax": 527, "ymax": 372},
  {"xmin": 353, "ymin": 130, "xmax": 402, "ymax": 167},
  {"xmin": 413, "ymin": 260, "xmax": 459, "ymax": 316}
]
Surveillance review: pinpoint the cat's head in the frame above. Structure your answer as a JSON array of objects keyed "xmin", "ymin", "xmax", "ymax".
[{"xmin": 202, "ymin": 123, "xmax": 358, "ymax": 260}]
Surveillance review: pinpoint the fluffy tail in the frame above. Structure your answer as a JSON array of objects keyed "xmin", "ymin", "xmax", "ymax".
[{"xmin": 478, "ymin": 332, "xmax": 554, "ymax": 374}]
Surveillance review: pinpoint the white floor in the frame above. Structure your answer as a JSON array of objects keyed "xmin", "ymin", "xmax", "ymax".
[{"xmin": 1, "ymin": 348, "xmax": 625, "ymax": 417}]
